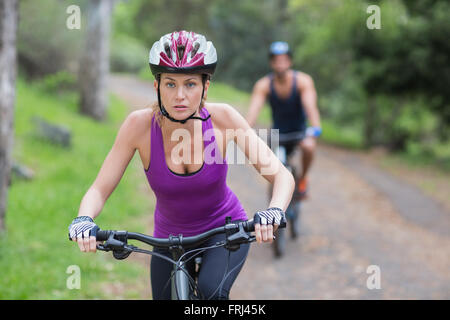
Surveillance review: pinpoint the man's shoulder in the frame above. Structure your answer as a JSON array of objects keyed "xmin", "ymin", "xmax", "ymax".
[
  {"xmin": 294, "ymin": 70, "xmax": 314, "ymax": 90},
  {"xmin": 294, "ymin": 70, "xmax": 313, "ymax": 82},
  {"xmin": 254, "ymin": 75, "xmax": 271, "ymax": 93}
]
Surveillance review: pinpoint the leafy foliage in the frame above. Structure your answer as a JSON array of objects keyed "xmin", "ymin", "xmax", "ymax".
[{"xmin": 16, "ymin": 0, "xmax": 449, "ymax": 163}]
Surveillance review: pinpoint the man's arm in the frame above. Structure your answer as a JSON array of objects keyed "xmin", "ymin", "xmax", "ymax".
[
  {"xmin": 298, "ymin": 73, "xmax": 320, "ymax": 128},
  {"xmin": 246, "ymin": 77, "xmax": 269, "ymax": 128}
]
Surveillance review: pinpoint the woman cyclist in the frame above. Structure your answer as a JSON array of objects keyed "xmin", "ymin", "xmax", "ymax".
[{"xmin": 68, "ymin": 31, "xmax": 295, "ymax": 300}]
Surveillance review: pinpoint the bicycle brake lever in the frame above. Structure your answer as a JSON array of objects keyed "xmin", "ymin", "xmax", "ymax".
[
  {"xmin": 96, "ymin": 243, "xmax": 110, "ymax": 252},
  {"xmin": 97, "ymin": 232, "xmax": 126, "ymax": 252},
  {"xmin": 225, "ymin": 223, "xmax": 254, "ymax": 252},
  {"xmin": 112, "ymin": 244, "xmax": 135, "ymax": 260},
  {"xmin": 106, "ymin": 238, "xmax": 126, "ymax": 250}
]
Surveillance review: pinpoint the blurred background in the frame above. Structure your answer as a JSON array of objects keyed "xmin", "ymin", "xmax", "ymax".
[{"xmin": 0, "ymin": 0, "xmax": 448, "ymax": 299}]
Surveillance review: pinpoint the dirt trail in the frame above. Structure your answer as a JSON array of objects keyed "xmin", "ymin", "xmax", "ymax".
[{"xmin": 109, "ymin": 74, "xmax": 450, "ymax": 299}]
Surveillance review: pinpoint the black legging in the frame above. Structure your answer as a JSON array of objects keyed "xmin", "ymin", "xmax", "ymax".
[{"xmin": 150, "ymin": 233, "xmax": 250, "ymax": 300}]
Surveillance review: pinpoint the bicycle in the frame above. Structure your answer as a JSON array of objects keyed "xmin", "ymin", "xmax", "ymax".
[
  {"xmin": 94, "ymin": 217, "xmax": 286, "ymax": 300},
  {"xmin": 270, "ymin": 131, "xmax": 305, "ymax": 258}
]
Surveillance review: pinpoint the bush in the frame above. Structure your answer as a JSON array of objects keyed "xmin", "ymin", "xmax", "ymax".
[
  {"xmin": 17, "ymin": 0, "xmax": 85, "ymax": 78},
  {"xmin": 110, "ymin": 35, "xmax": 149, "ymax": 73},
  {"xmin": 34, "ymin": 71, "xmax": 77, "ymax": 95}
]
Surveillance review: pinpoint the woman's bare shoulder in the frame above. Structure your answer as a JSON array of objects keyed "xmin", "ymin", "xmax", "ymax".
[
  {"xmin": 125, "ymin": 108, "xmax": 153, "ymax": 130},
  {"xmin": 118, "ymin": 108, "xmax": 153, "ymax": 146},
  {"xmin": 206, "ymin": 102, "xmax": 249, "ymax": 131}
]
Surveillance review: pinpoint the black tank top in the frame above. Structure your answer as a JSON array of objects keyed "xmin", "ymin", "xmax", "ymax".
[{"xmin": 268, "ymin": 71, "xmax": 306, "ymax": 134}]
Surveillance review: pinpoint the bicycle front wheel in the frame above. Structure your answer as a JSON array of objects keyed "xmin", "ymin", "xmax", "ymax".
[{"xmin": 289, "ymin": 201, "xmax": 301, "ymax": 239}]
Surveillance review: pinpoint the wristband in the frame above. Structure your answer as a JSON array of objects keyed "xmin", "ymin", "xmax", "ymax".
[{"xmin": 306, "ymin": 126, "xmax": 322, "ymax": 138}]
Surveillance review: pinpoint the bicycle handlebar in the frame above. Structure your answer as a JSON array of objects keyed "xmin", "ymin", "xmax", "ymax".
[
  {"xmin": 278, "ymin": 131, "xmax": 305, "ymax": 144},
  {"xmin": 95, "ymin": 219, "xmax": 260, "ymax": 250}
]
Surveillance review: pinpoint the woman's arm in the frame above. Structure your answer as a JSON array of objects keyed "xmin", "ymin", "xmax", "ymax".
[
  {"xmin": 71, "ymin": 111, "xmax": 142, "ymax": 252},
  {"xmin": 220, "ymin": 104, "xmax": 295, "ymax": 243},
  {"xmin": 78, "ymin": 111, "xmax": 142, "ymax": 219}
]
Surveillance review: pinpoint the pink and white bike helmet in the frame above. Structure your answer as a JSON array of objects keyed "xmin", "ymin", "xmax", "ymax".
[
  {"xmin": 149, "ymin": 30, "xmax": 217, "ymax": 78},
  {"xmin": 148, "ymin": 31, "xmax": 217, "ymax": 124}
]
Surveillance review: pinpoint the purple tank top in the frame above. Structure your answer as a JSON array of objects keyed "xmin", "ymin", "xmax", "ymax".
[{"xmin": 145, "ymin": 107, "xmax": 248, "ymax": 238}]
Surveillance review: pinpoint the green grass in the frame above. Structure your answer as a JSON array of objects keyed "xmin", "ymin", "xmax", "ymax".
[
  {"xmin": 320, "ymin": 120, "xmax": 364, "ymax": 150},
  {"xmin": 206, "ymin": 82, "xmax": 273, "ymax": 127},
  {"xmin": 382, "ymin": 148, "xmax": 450, "ymax": 173},
  {"xmin": 208, "ymin": 82, "xmax": 251, "ymax": 109},
  {"xmin": 1, "ymin": 79, "xmax": 153, "ymax": 299},
  {"xmin": 138, "ymin": 66, "xmax": 155, "ymax": 82}
]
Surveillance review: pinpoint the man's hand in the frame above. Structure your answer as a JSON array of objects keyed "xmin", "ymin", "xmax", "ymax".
[{"xmin": 305, "ymin": 126, "xmax": 322, "ymax": 138}]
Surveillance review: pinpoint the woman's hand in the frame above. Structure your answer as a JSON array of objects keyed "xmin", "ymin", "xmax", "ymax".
[
  {"xmin": 68, "ymin": 216, "xmax": 99, "ymax": 253},
  {"xmin": 253, "ymin": 207, "xmax": 286, "ymax": 244}
]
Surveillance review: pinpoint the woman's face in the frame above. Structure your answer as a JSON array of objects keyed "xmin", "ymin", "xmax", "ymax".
[{"xmin": 155, "ymin": 73, "xmax": 209, "ymax": 122}]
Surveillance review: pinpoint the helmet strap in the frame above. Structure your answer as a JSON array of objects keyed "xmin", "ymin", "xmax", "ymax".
[{"xmin": 157, "ymin": 75, "xmax": 210, "ymax": 124}]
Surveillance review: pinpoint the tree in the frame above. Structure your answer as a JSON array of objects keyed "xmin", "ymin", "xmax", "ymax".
[
  {"xmin": 208, "ymin": 0, "xmax": 281, "ymax": 90},
  {"xmin": 17, "ymin": 0, "xmax": 85, "ymax": 79},
  {"xmin": 78, "ymin": 0, "xmax": 114, "ymax": 121},
  {"xmin": 354, "ymin": 0, "xmax": 450, "ymax": 148},
  {"xmin": 0, "ymin": 0, "xmax": 18, "ymax": 232}
]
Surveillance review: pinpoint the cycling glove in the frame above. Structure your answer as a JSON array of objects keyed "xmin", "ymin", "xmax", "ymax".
[
  {"xmin": 68, "ymin": 216, "xmax": 97, "ymax": 240},
  {"xmin": 254, "ymin": 207, "xmax": 285, "ymax": 226}
]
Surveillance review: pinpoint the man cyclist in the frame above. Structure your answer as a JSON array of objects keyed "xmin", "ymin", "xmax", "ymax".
[{"xmin": 246, "ymin": 41, "xmax": 321, "ymax": 199}]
